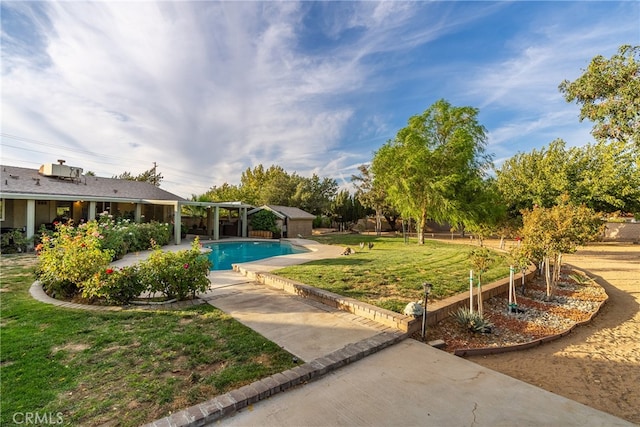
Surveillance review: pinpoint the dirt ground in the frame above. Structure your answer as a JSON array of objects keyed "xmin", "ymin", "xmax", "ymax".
[{"xmin": 466, "ymin": 242, "xmax": 640, "ymax": 424}]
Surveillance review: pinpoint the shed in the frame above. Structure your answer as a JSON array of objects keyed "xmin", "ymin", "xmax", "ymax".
[{"xmin": 248, "ymin": 205, "xmax": 315, "ymax": 238}]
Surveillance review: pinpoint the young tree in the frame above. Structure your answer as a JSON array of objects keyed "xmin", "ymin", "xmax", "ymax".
[
  {"xmin": 559, "ymin": 44, "xmax": 640, "ymax": 148},
  {"xmin": 520, "ymin": 197, "xmax": 603, "ymax": 299},
  {"xmin": 372, "ymin": 99, "xmax": 492, "ymax": 244}
]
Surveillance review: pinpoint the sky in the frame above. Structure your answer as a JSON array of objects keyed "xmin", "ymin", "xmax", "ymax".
[{"xmin": 1, "ymin": 1, "xmax": 638, "ymax": 199}]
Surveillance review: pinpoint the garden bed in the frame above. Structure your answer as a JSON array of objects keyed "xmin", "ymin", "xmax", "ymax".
[{"xmin": 423, "ymin": 268, "xmax": 607, "ymax": 354}]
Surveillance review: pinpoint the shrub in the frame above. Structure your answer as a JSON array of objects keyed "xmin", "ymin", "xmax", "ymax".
[
  {"xmin": 95, "ymin": 214, "xmax": 171, "ymax": 259},
  {"xmin": 36, "ymin": 222, "xmax": 114, "ymax": 298},
  {"xmin": 84, "ymin": 265, "xmax": 145, "ymax": 304},
  {"xmin": 313, "ymin": 215, "xmax": 331, "ymax": 228},
  {"xmin": 138, "ymin": 238, "xmax": 211, "ymax": 300},
  {"xmin": 0, "ymin": 229, "xmax": 31, "ymax": 254},
  {"xmin": 451, "ymin": 307, "xmax": 493, "ymax": 333},
  {"xmin": 251, "ymin": 210, "xmax": 278, "ymax": 232}
]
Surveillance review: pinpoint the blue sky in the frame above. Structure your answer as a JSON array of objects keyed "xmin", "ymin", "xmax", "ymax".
[{"xmin": 1, "ymin": 1, "xmax": 638, "ymax": 198}]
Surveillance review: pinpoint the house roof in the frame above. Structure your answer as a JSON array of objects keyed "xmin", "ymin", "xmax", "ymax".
[
  {"xmin": 0, "ymin": 164, "xmax": 185, "ymax": 203},
  {"xmin": 248, "ymin": 205, "xmax": 316, "ymax": 220}
]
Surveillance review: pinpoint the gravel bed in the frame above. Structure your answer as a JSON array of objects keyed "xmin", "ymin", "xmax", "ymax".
[{"xmin": 424, "ymin": 269, "xmax": 607, "ymax": 352}]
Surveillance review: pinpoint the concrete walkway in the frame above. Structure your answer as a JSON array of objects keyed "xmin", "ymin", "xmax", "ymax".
[{"xmin": 143, "ymin": 238, "xmax": 633, "ymax": 427}]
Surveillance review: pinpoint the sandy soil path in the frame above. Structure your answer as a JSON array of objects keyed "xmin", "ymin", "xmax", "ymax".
[{"xmin": 467, "ymin": 243, "xmax": 640, "ymax": 424}]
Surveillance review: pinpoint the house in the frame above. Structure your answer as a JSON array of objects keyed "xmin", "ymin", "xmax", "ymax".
[
  {"xmin": 0, "ymin": 162, "xmax": 252, "ymax": 245},
  {"xmin": 248, "ymin": 205, "xmax": 316, "ymax": 238}
]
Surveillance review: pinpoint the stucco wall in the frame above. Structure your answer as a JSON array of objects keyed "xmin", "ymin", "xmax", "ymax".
[{"xmin": 602, "ymin": 222, "xmax": 640, "ymax": 242}]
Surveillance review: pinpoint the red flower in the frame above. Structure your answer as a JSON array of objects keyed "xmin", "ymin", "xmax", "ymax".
[
  {"xmin": 183, "ymin": 263, "xmax": 189, "ymax": 269},
  {"xmin": 106, "ymin": 268, "xmax": 114, "ymax": 275}
]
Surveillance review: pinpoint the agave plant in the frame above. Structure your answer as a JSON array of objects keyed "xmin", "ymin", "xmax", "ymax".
[
  {"xmin": 452, "ymin": 307, "xmax": 493, "ymax": 333},
  {"xmin": 569, "ymin": 273, "xmax": 594, "ymax": 285}
]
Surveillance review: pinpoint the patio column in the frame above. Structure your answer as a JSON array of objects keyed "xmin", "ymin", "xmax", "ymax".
[
  {"xmin": 26, "ymin": 199, "xmax": 35, "ymax": 247},
  {"xmin": 213, "ymin": 206, "xmax": 219, "ymax": 240},
  {"xmin": 241, "ymin": 207, "xmax": 248, "ymax": 237},
  {"xmin": 88, "ymin": 201, "xmax": 97, "ymax": 221},
  {"xmin": 174, "ymin": 203, "xmax": 181, "ymax": 245},
  {"xmin": 134, "ymin": 203, "xmax": 142, "ymax": 223},
  {"xmin": 206, "ymin": 207, "xmax": 214, "ymax": 239}
]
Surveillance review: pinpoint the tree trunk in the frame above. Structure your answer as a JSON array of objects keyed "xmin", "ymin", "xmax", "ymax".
[
  {"xmin": 375, "ymin": 208, "xmax": 382, "ymax": 236},
  {"xmin": 418, "ymin": 211, "xmax": 426, "ymax": 245},
  {"xmin": 477, "ymin": 278, "xmax": 483, "ymax": 316},
  {"xmin": 553, "ymin": 252, "xmax": 563, "ymax": 284},
  {"xmin": 544, "ymin": 255, "xmax": 552, "ymax": 300}
]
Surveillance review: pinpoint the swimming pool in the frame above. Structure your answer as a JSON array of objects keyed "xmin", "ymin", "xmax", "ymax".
[{"xmin": 204, "ymin": 241, "xmax": 309, "ymax": 270}]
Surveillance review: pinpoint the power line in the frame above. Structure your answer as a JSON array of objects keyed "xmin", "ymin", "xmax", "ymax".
[{"xmin": 1, "ymin": 133, "xmax": 220, "ymax": 186}]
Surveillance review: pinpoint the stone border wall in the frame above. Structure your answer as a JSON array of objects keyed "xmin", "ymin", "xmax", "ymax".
[{"xmin": 235, "ymin": 263, "xmax": 537, "ymax": 335}]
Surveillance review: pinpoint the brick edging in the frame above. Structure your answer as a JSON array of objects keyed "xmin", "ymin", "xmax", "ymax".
[
  {"xmin": 29, "ymin": 281, "xmax": 205, "ymax": 311},
  {"xmin": 144, "ymin": 331, "xmax": 406, "ymax": 427}
]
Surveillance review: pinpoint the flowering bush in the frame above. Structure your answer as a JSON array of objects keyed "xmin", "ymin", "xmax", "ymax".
[
  {"xmin": 139, "ymin": 238, "xmax": 211, "ymax": 300},
  {"xmin": 84, "ymin": 265, "xmax": 146, "ymax": 304},
  {"xmin": 36, "ymin": 222, "xmax": 114, "ymax": 298},
  {"xmin": 37, "ymin": 219, "xmax": 209, "ymax": 303},
  {"xmin": 96, "ymin": 214, "xmax": 170, "ymax": 259}
]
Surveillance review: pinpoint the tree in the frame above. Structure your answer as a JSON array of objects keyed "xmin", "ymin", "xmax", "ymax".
[
  {"xmin": 372, "ymin": 99, "xmax": 492, "ymax": 244},
  {"xmin": 351, "ymin": 164, "xmax": 387, "ymax": 235},
  {"xmin": 114, "ymin": 164, "xmax": 163, "ymax": 186},
  {"xmin": 559, "ymin": 45, "xmax": 640, "ymax": 148},
  {"xmin": 292, "ymin": 174, "xmax": 338, "ymax": 216},
  {"xmin": 520, "ymin": 197, "xmax": 603, "ymax": 299},
  {"xmin": 206, "ymin": 183, "xmax": 243, "ymax": 202},
  {"xmin": 497, "ymin": 139, "xmax": 640, "ymax": 214},
  {"xmin": 239, "ymin": 164, "xmax": 301, "ymax": 206},
  {"xmin": 330, "ymin": 190, "xmax": 366, "ymax": 231}
]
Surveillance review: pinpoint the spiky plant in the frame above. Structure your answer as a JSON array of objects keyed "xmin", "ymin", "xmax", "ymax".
[{"xmin": 452, "ymin": 307, "xmax": 493, "ymax": 333}]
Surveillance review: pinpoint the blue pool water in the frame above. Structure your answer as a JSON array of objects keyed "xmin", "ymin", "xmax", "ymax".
[{"xmin": 204, "ymin": 241, "xmax": 309, "ymax": 270}]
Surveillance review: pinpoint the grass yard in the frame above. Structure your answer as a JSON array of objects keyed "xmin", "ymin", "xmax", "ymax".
[
  {"xmin": 276, "ymin": 234, "xmax": 511, "ymax": 313},
  {"xmin": 0, "ymin": 255, "xmax": 296, "ymax": 427}
]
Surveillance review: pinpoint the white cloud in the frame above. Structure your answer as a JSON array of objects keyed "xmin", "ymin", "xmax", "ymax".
[{"xmin": 2, "ymin": 1, "xmax": 638, "ymax": 198}]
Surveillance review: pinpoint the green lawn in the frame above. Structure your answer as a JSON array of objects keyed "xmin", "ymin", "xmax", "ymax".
[
  {"xmin": 276, "ymin": 234, "xmax": 510, "ymax": 313},
  {"xmin": 0, "ymin": 255, "xmax": 296, "ymax": 427}
]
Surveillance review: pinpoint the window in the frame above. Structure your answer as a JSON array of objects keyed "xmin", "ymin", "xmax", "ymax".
[
  {"xmin": 56, "ymin": 201, "xmax": 72, "ymax": 220},
  {"xmin": 0, "ymin": 199, "xmax": 4, "ymax": 221}
]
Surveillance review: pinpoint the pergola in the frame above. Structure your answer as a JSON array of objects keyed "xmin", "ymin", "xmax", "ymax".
[{"xmin": 174, "ymin": 200, "xmax": 253, "ymax": 244}]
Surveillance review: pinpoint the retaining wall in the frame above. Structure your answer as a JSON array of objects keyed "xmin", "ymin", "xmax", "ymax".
[{"xmin": 236, "ymin": 263, "xmax": 537, "ymax": 335}]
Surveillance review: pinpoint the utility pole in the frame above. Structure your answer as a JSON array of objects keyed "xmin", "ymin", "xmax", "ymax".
[{"xmin": 152, "ymin": 162, "xmax": 158, "ymax": 186}]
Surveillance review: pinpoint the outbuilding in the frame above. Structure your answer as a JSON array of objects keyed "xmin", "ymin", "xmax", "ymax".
[{"xmin": 248, "ymin": 205, "xmax": 316, "ymax": 238}]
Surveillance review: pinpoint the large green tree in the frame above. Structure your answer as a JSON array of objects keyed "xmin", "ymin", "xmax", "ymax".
[
  {"xmin": 497, "ymin": 139, "xmax": 640, "ymax": 214},
  {"xmin": 330, "ymin": 189, "xmax": 366, "ymax": 231},
  {"xmin": 372, "ymin": 99, "xmax": 492, "ymax": 244},
  {"xmin": 559, "ymin": 44, "xmax": 640, "ymax": 148},
  {"xmin": 291, "ymin": 173, "xmax": 338, "ymax": 215},
  {"xmin": 239, "ymin": 164, "xmax": 301, "ymax": 206},
  {"xmin": 206, "ymin": 183, "xmax": 243, "ymax": 202}
]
